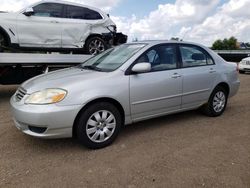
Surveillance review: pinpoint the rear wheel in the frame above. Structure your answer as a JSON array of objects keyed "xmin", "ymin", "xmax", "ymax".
[
  {"xmin": 201, "ymin": 86, "xmax": 228, "ymax": 117},
  {"xmin": 0, "ymin": 33, "xmax": 6, "ymax": 52},
  {"xmin": 76, "ymin": 102, "xmax": 122, "ymax": 149},
  {"xmin": 84, "ymin": 36, "xmax": 107, "ymax": 55}
]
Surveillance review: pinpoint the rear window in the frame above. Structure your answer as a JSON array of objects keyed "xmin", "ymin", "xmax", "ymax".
[{"xmin": 66, "ymin": 5, "xmax": 103, "ymax": 20}]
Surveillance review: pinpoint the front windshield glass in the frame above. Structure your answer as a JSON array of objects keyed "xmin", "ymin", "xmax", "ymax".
[{"xmin": 80, "ymin": 44, "xmax": 146, "ymax": 72}]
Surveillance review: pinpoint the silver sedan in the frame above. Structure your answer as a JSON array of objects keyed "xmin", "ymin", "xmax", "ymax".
[{"xmin": 10, "ymin": 41, "xmax": 240, "ymax": 149}]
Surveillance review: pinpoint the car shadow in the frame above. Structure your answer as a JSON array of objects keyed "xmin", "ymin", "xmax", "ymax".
[
  {"xmin": 121, "ymin": 110, "xmax": 200, "ymax": 136},
  {"xmin": 20, "ymin": 110, "xmax": 203, "ymax": 153}
]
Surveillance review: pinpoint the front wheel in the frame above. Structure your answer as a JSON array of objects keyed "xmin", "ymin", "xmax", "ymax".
[
  {"xmin": 201, "ymin": 86, "xmax": 228, "ymax": 117},
  {"xmin": 76, "ymin": 102, "xmax": 122, "ymax": 149},
  {"xmin": 84, "ymin": 37, "xmax": 107, "ymax": 55}
]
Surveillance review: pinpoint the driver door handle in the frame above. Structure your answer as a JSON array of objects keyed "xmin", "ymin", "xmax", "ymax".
[{"xmin": 171, "ymin": 73, "xmax": 182, "ymax": 79}]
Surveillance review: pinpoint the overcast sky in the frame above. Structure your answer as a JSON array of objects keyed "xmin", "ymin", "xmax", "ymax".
[{"xmin": 1, "ymin": 0, "xmax": 250, "ymax": 46}]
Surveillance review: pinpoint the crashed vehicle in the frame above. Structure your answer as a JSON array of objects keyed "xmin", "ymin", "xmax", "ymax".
[{"xmin": 0, "ymin": 0, "xmax": 127, "ymax": 54}]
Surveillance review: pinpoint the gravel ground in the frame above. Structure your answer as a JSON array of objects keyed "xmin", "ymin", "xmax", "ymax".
[{"xmin": 0, "ymin": 74, "xmax": 250, "ymax": 188}]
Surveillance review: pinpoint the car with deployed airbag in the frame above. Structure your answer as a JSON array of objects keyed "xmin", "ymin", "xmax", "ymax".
[{"xmin": 10, "ymin": 41, "xmax": 240, "ymax": 149}]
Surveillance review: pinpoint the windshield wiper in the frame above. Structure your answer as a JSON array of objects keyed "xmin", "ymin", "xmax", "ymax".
[{"xmin": 81, "ymin": 65, "xmax": 103, "ymax": 72}]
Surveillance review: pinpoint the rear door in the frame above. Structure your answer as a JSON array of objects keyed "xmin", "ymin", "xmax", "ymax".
[
  {"xmin": 61, "ymin": 5, "xmax": 104, "ymax": 48},
  {"xmin": 129, "ymin": 44, "xmax": 183, "ymax": 121},
  {"xmin": 17, "ymin": 3, "xmax": 63, "ymax": 48},
  {"xmin": 178, "ymin": 44, "xmax": 217, "ymax": 109}
]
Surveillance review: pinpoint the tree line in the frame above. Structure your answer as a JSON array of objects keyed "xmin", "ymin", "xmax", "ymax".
[{"xmin": 212, "ymin": 36, "xmax": 250, "ymax": 50}]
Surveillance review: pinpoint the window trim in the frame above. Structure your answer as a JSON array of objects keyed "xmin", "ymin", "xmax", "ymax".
[
  {"xmin": 178, "ymin": 44, "xmax": 215, "ymax": 69},
  {"xmin": 125, "ymin": 43, "xmax": 181, "ymax": 75}
]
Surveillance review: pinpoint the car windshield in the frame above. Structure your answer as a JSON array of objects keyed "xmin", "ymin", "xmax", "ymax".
[{"xmin": 80, "ymin": 44, "xmax": 146, "ymax": 72}]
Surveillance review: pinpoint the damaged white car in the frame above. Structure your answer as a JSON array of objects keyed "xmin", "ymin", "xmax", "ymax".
[{"xmin": 0, "ymin": 0, "xmax": 127, "ymax": 54}]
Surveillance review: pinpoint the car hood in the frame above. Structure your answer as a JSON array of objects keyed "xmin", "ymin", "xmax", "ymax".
[
  {"xmin": 0, "ymin": 12, "xmax": 17, "ymax": 18},
  {"xmin": 22, "ymin": 67, "xmax": 108, "ymax": 93}
]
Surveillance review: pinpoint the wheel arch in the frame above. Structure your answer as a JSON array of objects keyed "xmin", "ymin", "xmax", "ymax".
[
  {"xmin": 84, "ymin": 34, "xmax": 103, "ymax": 46},
  {"xmin": 0, "ymin": 26, "xmax": 11, "ymax": 46},
  {"xmin": 72, "ymin": 97, "xmax": 125, "ymax": 137},
  {"xmin": 215, "ymin": 82, "xmax": 230, "ymax": 96}
]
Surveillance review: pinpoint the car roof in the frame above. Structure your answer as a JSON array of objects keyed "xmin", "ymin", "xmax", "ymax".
[
  {"xmin": 34, "ymin": 0, "xmax": 106, "ymax": 15},
  {"xmin": 127, "ymin": 40, "xmax": 207, "ymax": 47}
]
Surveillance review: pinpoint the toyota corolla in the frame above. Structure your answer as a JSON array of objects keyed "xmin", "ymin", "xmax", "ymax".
[{"xmin": 10, "ymin": 41, "xmax": 240, "ymax": 149}]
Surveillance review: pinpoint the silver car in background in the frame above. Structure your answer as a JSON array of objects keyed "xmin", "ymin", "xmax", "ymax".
[{"xmin": 10, "ymin": 41, "xmax": 240, "ymax": 149}]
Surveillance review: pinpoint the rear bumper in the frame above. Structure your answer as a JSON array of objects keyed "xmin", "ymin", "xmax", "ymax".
[
  {"xmin": 102, "ymin": 32, "xmax": 127, "ymax": 46},
  {"xmin": 229, "ymin": 80, "xmax": 240, "ymax": 98}
]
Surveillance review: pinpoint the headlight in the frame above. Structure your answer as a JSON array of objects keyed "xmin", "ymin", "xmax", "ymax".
[
  {"xmin": 25, "ymin": 89, "xmax": 67, "ymax": 105},
  {"xmin": 240, "ymin": 60, "xmax": 247, "ymax": 65}
]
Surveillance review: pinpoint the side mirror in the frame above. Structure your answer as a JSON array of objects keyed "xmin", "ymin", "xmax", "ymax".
[
  {"xmin": 132, "ymin": 62, "xmax": 151, "ymax": 73},
  {"xmin": 23, "ymin": 7, "xmax": 34, "ymax": 16}
]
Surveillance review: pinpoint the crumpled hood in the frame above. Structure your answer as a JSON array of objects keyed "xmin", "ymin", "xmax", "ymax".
[{"xmin": 22, "ymin": 67, "xmax": 108, "ymax": 93}]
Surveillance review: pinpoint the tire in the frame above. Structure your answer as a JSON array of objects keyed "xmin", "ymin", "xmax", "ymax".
[
  {"xmin": 76, "ymin": 102, "xmax": 122, "ymax": 149},
  {"xmin": 201, "ymin": 86, "xmax": 228, "ymax": 117},
  {"xmin": 0, "ymin": 33, "xmax": 6, "ymax": 52},
  {"xmin": 239, "ymin": 70, "xmax": 245, "ymax": 74},
  {"xmin": 84, "ymin": 36, "xmax": 107, "ymax": 55}
]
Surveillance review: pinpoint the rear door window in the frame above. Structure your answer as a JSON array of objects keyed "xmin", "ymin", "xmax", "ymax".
[
  {"xmin": 179, "ymin": 45, "xmax": 214, "ymax": 68},
  {"xmin": 65, "ymin": 5, "xmax": 103, "ymax": 20}
]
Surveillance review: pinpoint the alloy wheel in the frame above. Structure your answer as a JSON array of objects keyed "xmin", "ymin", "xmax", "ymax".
[
  {"xmin": 88, "ymin": 39, "xmax": 105, "ymax": 55},
  {"xmin": 212, "ymin": 91, "xmax": 226, "ymax": 113}
]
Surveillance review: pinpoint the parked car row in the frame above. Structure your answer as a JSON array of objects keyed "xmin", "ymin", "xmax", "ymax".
[
  {"xmin": 10, "ymin": 41, "xmax": 240, "ymax": 149},
  {"xmin": 0, "ymin": 0, "xmax": 127, "ymax": 54}
]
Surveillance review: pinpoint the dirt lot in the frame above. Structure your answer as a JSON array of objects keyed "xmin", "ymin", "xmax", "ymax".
[{"xmin": 0, "ymin": 74, "xmax": 250, "ymax": 188}]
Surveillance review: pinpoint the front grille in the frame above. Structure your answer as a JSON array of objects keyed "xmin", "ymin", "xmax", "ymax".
[
  {"xmin": 246, "ymin": 61, "xmax": 250, "ymax": 65},
  {"xmin": 15, "ymin": 87, "xmax": 27, "ymax": 102}
]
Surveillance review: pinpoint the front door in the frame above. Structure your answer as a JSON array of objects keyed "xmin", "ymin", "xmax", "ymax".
[
  {"xmin": 17, "ymin": 2, "xmax": 63, "ymax": 48},
  {"xmin": 129, "ymin": 44, "xmax": 182, "ymax": 121}
]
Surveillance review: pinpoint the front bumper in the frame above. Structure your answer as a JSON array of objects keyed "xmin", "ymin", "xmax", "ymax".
[
  {"xmin": 239, "ymin": 63, "xmax": 250, "ymax": 71},
  {"xmin": 10, "ymin": 96, "xmax": 82, "ymax": 139}
]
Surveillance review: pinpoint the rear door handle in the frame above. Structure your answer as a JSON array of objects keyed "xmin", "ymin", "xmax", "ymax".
[
  {"xmin": 171, "ymin": 73, "xmax": 182, "ymax": 79},
  {"xmin": 209, "ymin": 68, "xmax": 216, "ymax": 73}
]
